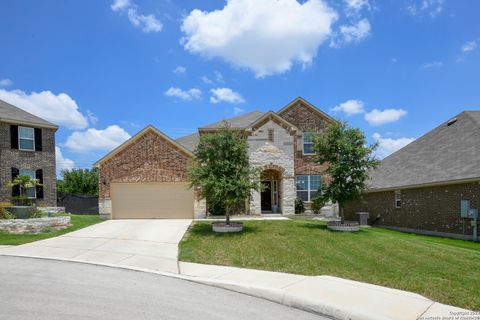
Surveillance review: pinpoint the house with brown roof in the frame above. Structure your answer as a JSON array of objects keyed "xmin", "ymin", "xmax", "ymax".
[
  {"xmin": 94, "ymin": 97, "xmax": 336, "ymax": 219},
  {"xmin": 345, "ymin": 111, "xmax": 480, "ymax": 240}
]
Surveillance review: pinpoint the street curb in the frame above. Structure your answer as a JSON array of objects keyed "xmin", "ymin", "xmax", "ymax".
[{"xmin": 0, "ymin": 253, "xmax": 463, "ymax": 320}]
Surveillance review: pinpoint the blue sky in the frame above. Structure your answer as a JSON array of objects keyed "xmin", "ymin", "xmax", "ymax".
[{"xmin": 0, "ymin": 0, "xmax": 479, "ymax": 173}]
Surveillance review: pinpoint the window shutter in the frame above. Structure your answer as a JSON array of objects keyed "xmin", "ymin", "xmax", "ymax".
[
  {"xmin": 10, "ymin": 125, "xmax": 18, "ymax": 149},
  {"xmin": 35, "ymin": 169, "xmax": 44, "ymax": 199},
  {"xmin": 11, "ymin": 167, "xmax": 20, "ymax": 197},
  {"xmin": 34, "ymin": 128, "xmax": 42, "ymax": 151}
]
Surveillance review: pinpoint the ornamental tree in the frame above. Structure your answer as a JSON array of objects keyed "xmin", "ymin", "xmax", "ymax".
[
  {"xmin": 314, "ymin": 121, "xmax": 379, "ymax": 223},
  {"xmin": 188, "ymin": 125, "xmax": 262, "ymax": 225}
]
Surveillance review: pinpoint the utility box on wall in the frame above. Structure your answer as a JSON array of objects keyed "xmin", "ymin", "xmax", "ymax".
[{"xmin": 461, "ymin": 200, "xmax": 471, "ymax": 218}]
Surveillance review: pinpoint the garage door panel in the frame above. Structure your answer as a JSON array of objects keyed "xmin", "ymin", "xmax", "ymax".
[{"xmin": 111, "ymin": 183, "xmax": 193, "ymax": 219}]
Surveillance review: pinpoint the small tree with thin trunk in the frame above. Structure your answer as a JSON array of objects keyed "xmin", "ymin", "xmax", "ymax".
[
  {"xmin": 314, "ymin": 121, "xmax": 379, "ymax": 223},
  {"xmin": 188, "ymin": 125, "xmax": 262, "ymax": 226},
  {"xmin": 8, "ymin": 175, "xmax": 42, "ymax": 206}
]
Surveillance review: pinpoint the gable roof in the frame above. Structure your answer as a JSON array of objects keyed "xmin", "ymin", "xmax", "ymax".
[
  {"xmin": 277, "ymin": 97, "xmax": 336, "ymax": 123},
  {"xmin": 199, "ymin": 111, "xmax": 265, "ymax": 130},
  {"xmin": 245, "ymin": 111, "xmax": 299, "ymax": 134},
  {"xmin": 94, "ymin": 125, "xmax": 194, "ymax": 167},
  {"xmin": 0, "ymin": 99, "xmax": 58, "ymax": 129},
  {"xmin": 367, "ymin": 111, "xmax": 480, "ymax": 191}
]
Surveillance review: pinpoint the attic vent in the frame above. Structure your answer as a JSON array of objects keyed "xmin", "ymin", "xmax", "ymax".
[{"xmin": 447, "ymin": 118, "xmax": 457, "ymax": 126}]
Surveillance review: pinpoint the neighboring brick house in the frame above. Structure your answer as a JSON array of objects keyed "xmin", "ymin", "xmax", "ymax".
[
  {"xmin": 345, "ymin": 111, "xmax": 480, "ymax": 240},
  {"xmin": 0, "ymin": 99, "xmax": 58, "ymax": 206},
  {"xmin": 95, "ymin": 97, "xmax": 336, "ymax": 219}
]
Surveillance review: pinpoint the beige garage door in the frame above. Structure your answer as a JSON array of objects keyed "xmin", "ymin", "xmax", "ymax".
[{"xmin": 111, "ymin": 182, "xmax": 194, "ymax": 219}]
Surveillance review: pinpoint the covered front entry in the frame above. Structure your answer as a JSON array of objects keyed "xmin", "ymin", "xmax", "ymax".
[
  {"xmin": 111, "ymin": 182, "xmax": 194, "ymax": 219},
  {"xmin": 261, "ymin": 169, "xmax": 282, "ymax": 213}
]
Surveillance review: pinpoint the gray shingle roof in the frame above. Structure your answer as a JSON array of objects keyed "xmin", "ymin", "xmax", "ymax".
[
  {"xmin": 176, "ymin": 111, "xmax": 266, "ymax": 151},
  {"xmin": 175, "ymin": 132, "xmax": 200, "ymax": 152},
  {"xmin": 368, "ymin": 111, "xmax": 480, "ymax": 190},
  {"xmin": 0, "ymin": 99, "xmax": 58, "ymax": 128},
  {"xmin": 200, "ymin": 111, "xmax": 265, "ymax": 129}
]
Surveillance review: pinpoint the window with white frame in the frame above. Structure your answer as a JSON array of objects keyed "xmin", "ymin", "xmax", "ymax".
[
  {"xmin": 19, "ymin": 169, "xmax": 36, "ymax": 198},
  {"xmin": 19, "ymin": 127, "xmax": 35, "ymax": 151},
  {"xmin": 296, "ymin": 175, "xmax": 321, "ymax": 202},
  {"xmin": 395, "ymin": 191, "xmax": 401, "ymax": 208},
  {"xmin": 303, "ymin": 132, "xmax": 315, "ymax": 155}
]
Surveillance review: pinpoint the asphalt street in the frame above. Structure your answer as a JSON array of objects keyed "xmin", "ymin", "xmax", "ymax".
[{"xmin": 0, "ymin": 256, "xmax": 326, "ymax": 320}]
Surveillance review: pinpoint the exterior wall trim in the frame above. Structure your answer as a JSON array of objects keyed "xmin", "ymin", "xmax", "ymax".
[
  {"xmin": 0, "ymin": 119, "xmax": 58, "ymax": 130},
  {"xmin": 367, "ymin": 177, "xmax": 480, "ymax": 193}
]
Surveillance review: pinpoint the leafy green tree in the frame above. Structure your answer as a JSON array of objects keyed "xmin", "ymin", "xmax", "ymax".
[
  {"xmin": 314, "ymin": 121, "xmax": 379, "ymax": 223},
  {"xmin": 58, "ymin": 168, "xmax": 98, "ymax": 196},
  {"xmin": 8, "ymin": 175, "xmax": 42, "ymax": 205},
  {"xmin": 188, "ymin": 125, "xmax": 262, "ymax": 225}
]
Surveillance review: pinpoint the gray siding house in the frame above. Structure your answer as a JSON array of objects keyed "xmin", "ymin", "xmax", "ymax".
[{"xmin": 0, "ymin": 99, "xmax": 58, "ymax": 206}]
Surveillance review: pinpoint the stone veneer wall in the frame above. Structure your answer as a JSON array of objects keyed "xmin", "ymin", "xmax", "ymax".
[
  {"xmin": 248, "ymin": 120, "xmax": 295, "ymax": 215},
  {"xmin": 0, "ymin": 216, "xmax": 71, "ymax": 234},
  {"xmin": 344, "ymin": 182, "xmax": 480, "ymax": 238},
  {"xmin": 0, "ymin": 122, "xmax": 57, "ymax": 206}
]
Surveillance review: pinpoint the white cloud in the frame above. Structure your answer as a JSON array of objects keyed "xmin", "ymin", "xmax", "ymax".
[
  {"xmin": 0, "ymin": 78, "xmax": 13, "ymax": 87},
  {"xmin": 365, "ymin": 108, "xmax": 407, "ymax": 125},
  {"xmin": 164, "ymin": 87, "xmax": 202, "ymax": 101},
  {"xmin": 407, "ymin": 0, "xmax": 444, "ymax": 18},
  {"xmin": 111, "ymin": 0, "xmax": 162, "ymax": 33},
  {"xmin": 181, "ymin": 0, "xmax": 338, "ymax": 77},
  {"xmin": 173, "ymin": 66, "xmax": 187, "ymax": 74},
  {"xmin": 214, "ymin": 71, "xmax": 224, "ymax": 83},
  {"xmin": 345, "ymin": 0, "xmax": 370, "ymax": 16},
  {"xmin": 332, "ymin": 99, "xmax": 365, "ymax": 116},
  {"xmin": 63, "ymin": 125, "xmax": 131, "ymax": 153},
  {"xmin": 373, "ymin": 133, "xmax": 415, "ymax": 158},
  {"xmin": 332, "ymin": 18, "xmax": 371, "ymax": 47},
  {"xmin": 202, "ymin": 76, "xmax": 214, "ymax": 85},
  {"xmin": 462, "ymin": 41, "xmax": 477, "ymax": 53},
  {"xmin": 210, "ymin": 88, "xmax": 245, "ymax": 104},
  {"xmin": 420, "ymin": 61, "xmax": 443, "ymax": 70},
  {"xmin": 111, "ymin": 0, "xmax": 131, "ymax": 11},
  {"xmin": 0, "ymin": 89, "xmax": 89, "ymax": 129},
  {"xmin": 233, "ymin": 107, "xmax": 245, "ymax": 115},
  {"xmin": 86, "ymin": 110, "xmax": 98, "ymax": 126},
  {"xmin": 56, "ymin": 146, "xmax": 76, "ymax": 175}
]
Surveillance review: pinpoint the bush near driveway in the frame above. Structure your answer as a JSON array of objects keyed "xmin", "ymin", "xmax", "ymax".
[
  {"xmin": 0, "ymin": 215, "xmax": 103, "ymax": 245},
  {"xmin": 179, "ymin": 219, "xmax": 480, "ymax": 310}
]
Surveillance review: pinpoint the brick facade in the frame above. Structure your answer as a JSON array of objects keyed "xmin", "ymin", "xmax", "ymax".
[
  {"xmin": 99, "ymin": 129, "xmax": 192, "ymax": 199},
  {"xmin": 0, "ymin": 122, "xmax": 57, "ymax": 206},
  {"xmin": 278, "ymin": 101, "xmax": 331, "ymax": 176},
  {"xmin": 344, "ymin": 182, "xmax": 480, "ymax": 239}
]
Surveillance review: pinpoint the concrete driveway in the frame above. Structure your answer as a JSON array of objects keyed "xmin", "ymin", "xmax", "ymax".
[{"xmin": 0, "ymin": 219, "xmax": 192, "ymax": 273}]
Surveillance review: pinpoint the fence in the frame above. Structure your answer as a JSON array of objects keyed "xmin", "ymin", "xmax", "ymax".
[{"xmin": 57, "ymin": 192, "xmax": 99, "ymax": 215}]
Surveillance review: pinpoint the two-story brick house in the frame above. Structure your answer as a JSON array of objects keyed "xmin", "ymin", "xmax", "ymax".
[
  {"xmin": 0, "ymin": 99, "xmax": 58, "ymax": 206},
  {"xmin": 95, "ymin": 97, "xmax": 335, "ymax": 219}
]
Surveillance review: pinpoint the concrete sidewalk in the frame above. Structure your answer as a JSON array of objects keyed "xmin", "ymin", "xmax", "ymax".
[{"xmin": 179, "ymin": 262, "xmax": 470, "ymax": 320}]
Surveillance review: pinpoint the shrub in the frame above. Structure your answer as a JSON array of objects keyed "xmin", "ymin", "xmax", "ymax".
[
  {"xmin": 311, "ymin": 197, "xmax": 325, "ymax": 214},
  {"xmin": 0, "ymin": 206, "xmax": 15, "ymax": 220},
  {"xmin": 295, "ymin": 198, "xmax": 305, "ymax": 214},
  {"xmin": 28, "ymin": 208, "xmax": 44, "ymax": 219}
]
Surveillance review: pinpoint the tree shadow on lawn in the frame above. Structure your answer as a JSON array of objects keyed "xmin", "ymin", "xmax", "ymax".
[{"xmin": 189, "ymin": 222, "xmax": 259, "ymax": 237}]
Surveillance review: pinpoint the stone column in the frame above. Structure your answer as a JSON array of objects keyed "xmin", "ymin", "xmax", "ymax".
[
  {"xmin": 282, "ymin": 177, "xmax": 295, "ymax": 215},
  {"xmin": 193, "ymin": 189, "xmax": 207, "ymax": 219},
  {"xmin": 250, "ymin": 189, "xmax": 261, "ymax": 215},
  {"xmin": 99, "ymin": 198, "xmax": 112, "ymax": 219}
]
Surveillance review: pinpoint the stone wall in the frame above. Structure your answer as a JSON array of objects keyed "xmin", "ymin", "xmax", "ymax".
[
  {"xmin": 248, "ymin": 120, "xmax": 295, "ymax": 215},
  {"xmin": 0, "ymin": 122, "xmax": 57, "ymax": 206},
  {"xmin": 0, "ymin": 216, "xmax": 71, "ymax": 234},
  {"xmin": 344, "ymin": 182, "xmax": 480, "ymax": 238}
]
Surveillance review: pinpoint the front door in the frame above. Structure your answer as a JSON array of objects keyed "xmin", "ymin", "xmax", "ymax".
[{"xmin": 261, "ymin": 181, "xmax": 272, "ymax": 212}]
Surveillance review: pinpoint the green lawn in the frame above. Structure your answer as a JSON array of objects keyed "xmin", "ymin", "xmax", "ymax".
[
  {"xmin": 0, "ymin": 215, "xmax": 104, "ymax": 245},
  {"xmin": 179, "ymin": 219, "xmax": 480, "ymax": 310}
]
